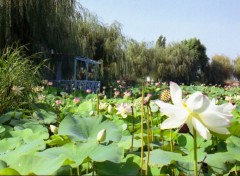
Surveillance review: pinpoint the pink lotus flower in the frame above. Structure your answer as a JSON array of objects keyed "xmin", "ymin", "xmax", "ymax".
[
  {"xmin": 86, "ymin": 89, "xmax": 91, "ymax": 93},
  {"xmin": 73, "ymin": 97, "xmax": 80, "ymax": 103},
  {"xmin": 124, "ymin": 91, "xmax": 131, "ymax": 97},
  {"xmin": 55, "ymin": 100, "xmax": 62, "ymax": 105},
  {"xmin": 48, "ymin": 81, "xmax": 53, "ymax": 86},
  {"xmin": 114, "ymin": 90, "xmax": 120, "ymax": 97},
  {"xmin": 147, "ymin": 93, "xmax": 152, "ymax": 97}
]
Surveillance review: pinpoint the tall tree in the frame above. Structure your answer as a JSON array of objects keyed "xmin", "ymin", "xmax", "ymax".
[
  {"xmin": 156, "ymin": 35, "xmax": 166, "ymax": 48},
  {"xmin": 159, "ymin": 43, "xmax": 194, "ymax": 83},
  {"xmin": 210, "ymin": 55, "xmax": 233, "ymax": 84},
  {"xmin": 0, "ymin": 0, "xmax": 81, "ymax": 54},
  {"xmin": 181, "ymin": 38, "xmax": 209, "ymax": 83},
  {"xmin": 233, "ymin": 56, "xmax": 240, "ymax": 80}
]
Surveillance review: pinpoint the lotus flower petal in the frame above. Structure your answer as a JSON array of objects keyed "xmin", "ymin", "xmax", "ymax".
[
  {"xmin": 208, "ymin": 126, "xmax": 230, "ymax": 135},
  {"xmin": 170, "ymin": 82, "xmax": 182, "ymax": 106},
  {"xmin": 157, "ymin": 82, "xmax": 235, "ymax": 140},
  {"xmin": 161, "ymin": 116, "xmax": 186, "ymax": 129},
  {"xmin": 200, "ymin": 110, "xmax": 231, "ymax": 127},
  {"xmin": 186, "ymin": 92, "xmax": 210, "ymax": 113},
  {"xmin": 192, "ymin": 117, "xmax": 211, "ymax": 140}
]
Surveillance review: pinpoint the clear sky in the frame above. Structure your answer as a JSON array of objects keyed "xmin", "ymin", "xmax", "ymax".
[{"xmin": 79, "ymin": 0, "xmax": 240, "ymax": 59}]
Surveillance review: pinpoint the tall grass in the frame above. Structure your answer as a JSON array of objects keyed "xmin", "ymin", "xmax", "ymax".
[{"xmin": 0, "ymin": 45, "xmax": 43, "ymax": 114}]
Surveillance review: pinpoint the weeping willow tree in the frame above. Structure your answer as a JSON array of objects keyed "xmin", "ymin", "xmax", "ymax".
[
  {"xmin": 156, "ymin": 43, "xmax": 195, "ymax": 83},
  {"xmin": 0, "ymin": 0, "xmax": 83, "ymax": 54},
  {"xmin": 124, "ymin": 40, "xmax": 149, "ymax": 81},
  {"xmin": 0, "ymin": 0, "xmax": 212, "ymax": 83}
]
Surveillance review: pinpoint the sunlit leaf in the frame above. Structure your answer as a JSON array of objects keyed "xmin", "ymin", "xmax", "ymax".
[
  {"xmin": 9, "ymin": 153, "xmax": 65, "ymax": 175},
  {"xmin": 58, "ymin": 115, "xmax": 122, "ymax": 143},
  {"xmin": 41, "ymin": 142, "xmax": 123, "ymax": 167},
  {"xmin": 0, "ymin": 168, "xmax": 20, "ymax": 175}
]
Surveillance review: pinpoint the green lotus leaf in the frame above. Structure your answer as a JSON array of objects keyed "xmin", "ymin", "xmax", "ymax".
[
  {"xmin": 46, "ymin": 134, "xmax": 71, "ymax": 147},
  {"xmin": 9, "ymin": 153, "xmax": 65, "ymax": 175},
  {"xmin": 0, "ymin": 140, "xmax": 46, "ymax": 165},
  {"xmin": 227, "ymin": 135, "xmax": 240, "ymax": 151},
  {"xmin": 148, "ymin": 149, "xmax": 182, "ymax": 167},
  {"xmin": 10, "ymin": 128, "xmax": 48, "ymax": 143},
  {"xmin": 229, "ymin": 121, "xmax": 240, "ymax": 137},
  {"xmin": 177, "ymin": 134, "xmax": 211, "ymax": 153},
  {"xmin": 204, "ymin": 152, "xmax": 235, "ymax": 174},
  {"xmin": 12, "ymin": 120, "xmax": 49, "ymax": 135},
  {"xmin": 0, "ymin": 111, "xmax": 22, "ymax": 124},
  {"xmin": 95, "ymin": 154, "xmax": 140, "ymax": 176},
  {"xmin": 175, "ymin": 144, "xmax": 207, "ymax": 175},
  {"xmin": 0, "ymin": 137, "xmax": 22, "ymax": 154},
  {"xmin": 78, "ymin": 101, "xmax": 96, "ymax": 112},
  {"xmin": 118, "ymin": 135, "xmax": 142, "ymax": 150},
  {"xmin": 0, "ymin": 160, "xmax": 7, "ymax": 170},
  {"xmin": 0, "ymin": 126, "xmax": 5, "ymax": 134},
  {"xmin": 58, "ymin": 115, "xmax": 122, "ymax": 143},
  {"xmin": 0, "ymin": 125, "xmax": 13, "ymax": 138},
  {"xmin": 0, "ymin": 168, "xmax": 20, "ymax": 175},
  {"xmin": 32, "ymin": 108, "xmax": 57, "ymax": 124},
  {"xmin": 40, "ymin": 142, "xmax": 124, "ymax": 167}
]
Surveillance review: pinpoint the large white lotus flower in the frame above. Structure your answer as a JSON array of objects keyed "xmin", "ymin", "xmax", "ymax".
[
  {"xmin": 155, "ymin": 82, "xmax": 235, "ymax": 140},
  {"xmin": 116, "ymin": 103, "xmax": 132, "ymax": 118}
]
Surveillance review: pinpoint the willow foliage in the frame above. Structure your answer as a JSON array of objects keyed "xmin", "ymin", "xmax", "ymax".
[
  {"xmin": 0, "ymin": 0, "xmax": 212, "ymax": 84},
  {"xmin": 0, "ymin": 0, "xmax": 81, "ymax": 54}
]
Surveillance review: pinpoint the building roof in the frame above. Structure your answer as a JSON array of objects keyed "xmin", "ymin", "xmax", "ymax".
[{"xmin": 74, "ymin": 56, "xmax": 101, "ymax": 65}]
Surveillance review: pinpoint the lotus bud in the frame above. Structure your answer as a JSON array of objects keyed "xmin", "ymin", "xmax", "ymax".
[
  {"xmin": 97, "ymin": 129, "xmax": 106, "ymax": 143},
  {"xmin": 108, "ymin": 104, "xmax": 113, "ymax": 114},
  {"xmin": 50, "ymin": 125, "xmax": 58, "ymax": 134}
]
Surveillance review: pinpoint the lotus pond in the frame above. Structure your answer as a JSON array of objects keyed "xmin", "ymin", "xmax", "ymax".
[{"xmin": 0, "ymin": 81, "xmax": 240, "ymax": 176}]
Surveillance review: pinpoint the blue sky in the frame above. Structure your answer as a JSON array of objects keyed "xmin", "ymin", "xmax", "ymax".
[{"xmin": 80, "ymin": 0, "xmax": 240, "ymax": 59}]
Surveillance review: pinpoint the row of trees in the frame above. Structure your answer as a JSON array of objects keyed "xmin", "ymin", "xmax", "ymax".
[{"xmin": 0, "ymin": 0, "xmax": 239, "ymax": 85}]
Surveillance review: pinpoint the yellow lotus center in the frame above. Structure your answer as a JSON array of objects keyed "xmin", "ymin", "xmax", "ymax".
[{"xmin": 182, "ymin": 101, "xmax": 200, "ymax": 119}]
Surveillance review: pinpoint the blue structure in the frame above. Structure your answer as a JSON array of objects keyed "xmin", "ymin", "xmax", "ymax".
[
  {"xmin": 53, "ymin": 56, "xmax": 101, "ymax": 92},
  {"xmin": 73, "ymin": 56, "xmax": 101, "ymax": 92}
]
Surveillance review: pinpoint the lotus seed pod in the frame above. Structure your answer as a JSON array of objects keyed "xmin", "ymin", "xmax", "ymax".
[
  {"xmin": 50, "ymin": 125, "xmax": 58, "ymax": 134},
  {"xmin": 160, "ymin": 89, "xmax": 171, "ymax": 102},
  {"xmin": 97, "ymin": 129, "xmax": 106, "ymax": 143}
]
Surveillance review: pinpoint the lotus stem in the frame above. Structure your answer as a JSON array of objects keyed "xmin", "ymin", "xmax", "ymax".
[
  {"xmin": 161, "ymin": 130, "xmax": 164, "ymax": 150},
  {"xmin": 170, "ymin": 129, "xmax": 173, "ymax": 152},
  {"xmin": 147, "ymin": 105, "xmax": 154, "ymax": 141},
  {"xmin": 86, "ymin": 162, "xmax": 89, "ymax": 174},
  {"xmin": 193, "ymin": 128, "xmax": 198, "ymax": 176},
  {"xmin": 96, "ymin": 91, "xmax": 99, "ymax": 115},
  {"xmin": 131, "ymin": 100, "xmax": 134, "ymax": 152},
  {"xmin": 145, "ymin": 106, "xmax": 151, "ymax": 176},
  {"xmin": 140, "ymin": 84, "xmax": 145, "ymax": 176},
  {"xmin": 235, "ymin": 162, "xmax": 238, "ymax": 176},
  {"xmin": 77, "ymin": 165, "xmax": 80, "ymax": 176}
]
